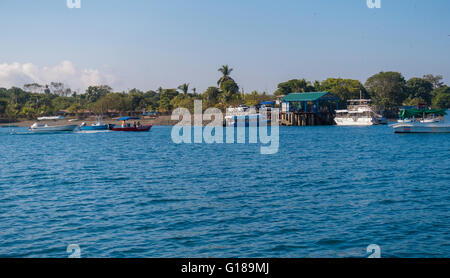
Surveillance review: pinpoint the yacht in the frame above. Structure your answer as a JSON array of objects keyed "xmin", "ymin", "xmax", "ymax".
[
  {"xmin": 334, "ymin": 99, "xmax": 387, "ymax": 126},
  {"xmin": 224, "ymin": 105, "xmax": 271, "ymax": 127}
]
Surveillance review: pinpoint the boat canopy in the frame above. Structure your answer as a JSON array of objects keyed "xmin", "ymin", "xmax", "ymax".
[
  {"xmin": 399, "ymin": 109, "xmax": 447, "ymax": 120},
  {"xmin": 118, "ymin": 117, "xmax": 140, "ymax": 121},
  {"xmin": 260, "ymin": 101, "xmax": 275, "ymax": 105}
]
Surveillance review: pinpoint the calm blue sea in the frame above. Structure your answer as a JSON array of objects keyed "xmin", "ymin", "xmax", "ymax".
[{"xmin": 0, "ymin": 125, "xmax": 449, "ymax": 258}]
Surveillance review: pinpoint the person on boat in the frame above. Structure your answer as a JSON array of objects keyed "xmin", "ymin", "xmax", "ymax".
[
  {"xmin": 137, "ymin": 121, "xmax": 141, "ymax": 127},
  {"xmin": 122, "ymin": 120, "xmax": 126, "ymax": 128}
]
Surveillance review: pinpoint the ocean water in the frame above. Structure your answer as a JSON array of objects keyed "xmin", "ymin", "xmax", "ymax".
[{"xmin": 0, "ymin": 125, "xmax": 449, "ymax": 258}]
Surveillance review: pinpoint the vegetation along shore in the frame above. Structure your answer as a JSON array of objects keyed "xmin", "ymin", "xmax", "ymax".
[{"xmin": 1, "ymin": 65, "xmax": 449, "ymax": 125}]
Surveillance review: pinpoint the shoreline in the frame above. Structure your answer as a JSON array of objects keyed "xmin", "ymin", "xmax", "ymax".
[
  {"xmin": 1, "ymin": 116, "xmax": 401, "ymax": 128},
  {"xmin": 0, "ymin": 115, "xmax": 222, "ymax": 127},
  {"xmin": 0, "ymin": 116, "xmax": 175, "ymax": 127}
]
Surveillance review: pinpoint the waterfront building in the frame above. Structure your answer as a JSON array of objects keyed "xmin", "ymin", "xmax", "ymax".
[{"xmin": 280, "ymin": 92, "xmax": 340, "ymax": 126}]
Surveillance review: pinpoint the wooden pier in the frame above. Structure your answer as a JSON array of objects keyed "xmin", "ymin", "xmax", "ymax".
[{"xmin": 280, "ymin": 112, "xmax": 335, "ymax": 126}]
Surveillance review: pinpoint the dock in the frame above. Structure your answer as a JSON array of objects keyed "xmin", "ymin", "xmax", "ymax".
[{"xmin": 279, "ymin": 92, "xmax": 339, "ymax": 126}]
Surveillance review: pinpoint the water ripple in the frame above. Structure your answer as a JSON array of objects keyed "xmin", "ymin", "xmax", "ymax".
[{"xmin": 0, "ymin": 126, "xmax": 449, "ymax": 257}]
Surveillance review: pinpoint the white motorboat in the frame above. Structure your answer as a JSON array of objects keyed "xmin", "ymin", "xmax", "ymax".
[
  {"xmin": 391, "ymin": 109, "xmax": 449, "ymax": 133},
  {"xmin": 334, "ymin": 99, "xmax": 387, "ymax": 126},
  {"xmin": 79, "ymin": 116, "xmax": 110, "ymax": 131},
  {"xmin": 224, "ymin": 105, "xmax": 271, "ymax": 127},
  {"xmin": 30, "ymin": 123, "xmax": 78, "ymax": 133},
  {"xmin": 37, "ymin": 116, "xmax": 65, "ymax": 121}
]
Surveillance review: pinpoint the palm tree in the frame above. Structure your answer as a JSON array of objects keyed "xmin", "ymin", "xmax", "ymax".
[
  {"xmin": 217, "ymin": 65, "xmax": 234, "ymax": 87},
  {"xmin": 178, "ymin": 83, "xmax": 189, "ymax": 95}
]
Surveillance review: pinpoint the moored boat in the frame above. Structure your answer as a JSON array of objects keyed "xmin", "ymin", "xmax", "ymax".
[
  {"xmin": 30, "ymin": 123, "xmax": 78, "ymax": 133},
  {"xmin": 224, "ymin": 105, "xmax": 272, "ymax": 127},
  {"xmin": 79, "ymin": 117, "xmax": 111, "ymax": 131},
  {"xmin": 224, "ymin": 114, "xmax": 270, "ymax": 127},
  {"xmin": 334, "ymin": 99, "xmax": 386, "ymax": 126},
  {"xmin": 391, "ymin": 108, "xmax": 449, "ymax": 133},
  {"xmin": 112, "ymin": 117, "xmax": 152, "ymax": 132},
  {"xmin": 29, "ymin": 116, "xmax": 77, "ymax": 133}
]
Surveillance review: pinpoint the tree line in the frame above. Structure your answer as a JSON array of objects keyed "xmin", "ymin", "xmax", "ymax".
[
  {"xmin": 274, "ymin": 72, "xmax": 449, "ymax": 113},
  {"xmin": 0, "ymin": 66, "xmax": 449, "ymax": 120}
]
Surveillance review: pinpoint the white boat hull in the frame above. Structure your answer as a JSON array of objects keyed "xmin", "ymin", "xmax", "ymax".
[
  {"xmin": 335, "ymin": 117, "xmax": 386, "ymax": 126},
  {"xmin": 30, "ymin": 125, "xmax": 78, "ymax": 133},
  {"xmin": 335, "ymin": 117, "xmax": 374, "ymax": 126},
  {"xmin": 334, "ymin": 98, "xmax": 387, "ymax": 126},
  {"xmin": 392, "ymin": 123, "xmax": 450, "ymax": 133}
]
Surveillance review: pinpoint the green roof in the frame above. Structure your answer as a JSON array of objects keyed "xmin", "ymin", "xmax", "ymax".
[
  {"xmin": 281, "ymin": 92, "xmax": 338, "ymax": 102},
  {"xmin": 399, "ymin": 108, "xmax": 447, "ymax": 120}
]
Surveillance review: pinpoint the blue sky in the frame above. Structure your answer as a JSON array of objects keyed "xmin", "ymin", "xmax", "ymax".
[{"xmin": 0, "ymin": 0, "xmax": 449, "ymax": 93}]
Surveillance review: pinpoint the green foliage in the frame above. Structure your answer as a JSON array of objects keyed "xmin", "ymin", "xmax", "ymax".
[
  {"xmin": 219, "ymin": 79, "xmax": 239, "ymax": 104},
  {"xmin": 19, "ymin": 106, "xmax": 37, "ymax": 119},
  {"xmin": 274, "ymin": 79, "xmax": 315, "ymax": 96},
  {"xmin": 90, "ymin": 93, "xmax": 132, "ymax": 114},
  {"xmin": 423, "ymin": 74, "xmax": 444, "ymax": 89},
  {"xmin": 5, "ymin": 102, "xmax": 20, "ymax": 119},
  {"xmin": 202, "ymin": 87, "xmax": 221, "ymax": 107},
  {"xmin": 403, "ymin": 97, "xmax": 427, "ymax": 107},
  {"xmin": 177, "ymin": 83, "xmax": 190, "ymax": 95},
  {"xmin": 127, "ymin": 89, "xmax": 145, "ymax": 111},
  {"xmin": 143, "ymin": 90, "xmax": 159, "ymax": 111},
  {"xmin": 320, "ymin": 78, "xmax": 364, "ymax": 106},
  {"xmin": 0, "ymin": 88, "xmax": 9, "ymax": 98},
  {"xmin": 0, "ymin": 66, "xmax": 447, "ymax": 120},
  {"xmin": 170, "ymin": 94, "xmax": 195, "ymax": 112},
  {"xmin": 158, "ymin": 89, "xmax": 179, "ymax": 113},
  {"xmin": 365, "ymin": 71, "xmax": 407, "ymax": 109},
  {"xmin": 431, "ymin": 86, "xmax": 450, "ymax": 108},
  {"xmin": 0, "ymin": 99, "xmax": 8, "ymax": 115},
  {"xmin": 51, "ymin": 96, "xmax": 75, "ymax": 111},
  {"xmin": 217, "ymin": 65, "xmax": 234, "ymax": 87},
  {"xmin": 243, "ymin": 91, "xmax": 273, "ymax": 107},
  {"xmin": 227, "ymin": 92, "xmax": 244, "ymax": 107},
  {"xmin": 24, "ymin": 83, "xmax": 46, "ymax": 94},
  {"xmin": 406, "ymin": 78, "xmax": 433, "ymax": 105},
  {"xmin": 67, "ymin": 103, "xmax": 83, "ymax": 114},
  {"xmin": 86, "ymin": 85, "xmax": 112, "ymax": 103}
]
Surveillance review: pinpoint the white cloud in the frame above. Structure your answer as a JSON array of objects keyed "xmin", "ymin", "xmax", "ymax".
[{"xmin": 0, "ymin": 61, "xmax": 116, "ymax": 92}]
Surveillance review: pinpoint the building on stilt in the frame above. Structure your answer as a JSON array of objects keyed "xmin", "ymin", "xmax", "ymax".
[{"xmin": 280, "ymin": 92, "xmax": 339, "ymax": 126}]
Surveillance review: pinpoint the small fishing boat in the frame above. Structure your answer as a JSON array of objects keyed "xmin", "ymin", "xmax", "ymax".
[
  {"xmin": 29, "ymin": 116, "xmax": 77, "ymax": 133},
  {"xmin": 30, "ymin": 123, "xmax": 78, "ymax": 133},
  {"xmin": 391, "ymin": 108, "xmax": 450, "ymax": 133},
  {"xmin": 112, "ymin": 117, "xmax": 152, "ymax": 132},
  {"xmin": 79, "ymin": 117, "xmax": 111, "ymax": 131}
]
